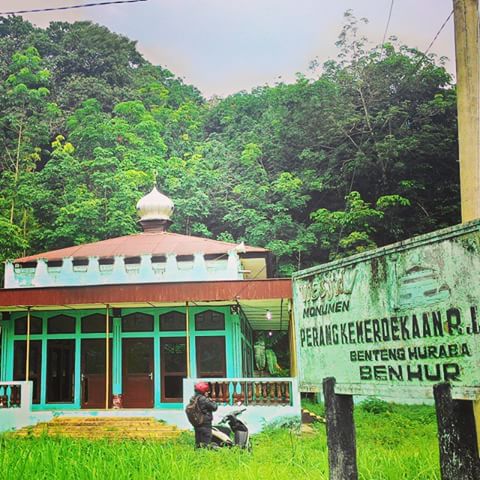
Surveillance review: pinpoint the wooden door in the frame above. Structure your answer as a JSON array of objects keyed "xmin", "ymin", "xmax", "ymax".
[
  {"xmin": 46, "ymin": 339, "xmax": 75, "ymax": 403},
  {"xmin": 160, "ymin": 338, "xmax": 186, "ymax": 402},
  {"xmin": 81, "ymin": 339, "xmax": 112, "ymax": 409},
  {"xmin": 122, "ymin": 338, "xmax": 154, "ymax": 408}
]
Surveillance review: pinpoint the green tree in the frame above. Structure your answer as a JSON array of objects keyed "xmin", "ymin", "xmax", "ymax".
[{"xmin": 0, "ymin": 46, "xmax": 60, "ymax": 250}]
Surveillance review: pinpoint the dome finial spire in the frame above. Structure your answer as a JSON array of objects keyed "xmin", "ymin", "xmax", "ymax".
[{"xmin": 136, "ymin": 185, "xmax": 174, "ymax": 233}]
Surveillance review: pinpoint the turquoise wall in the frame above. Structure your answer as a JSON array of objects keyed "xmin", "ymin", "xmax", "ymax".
[{"xmin": 1, "ymin": 305, "xmax": 243, "ymax": 410}]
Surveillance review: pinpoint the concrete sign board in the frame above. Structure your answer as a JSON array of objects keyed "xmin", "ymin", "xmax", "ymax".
[{"xmin": 293, "ymin": 221, "xmax": 480, "ymax": 400}]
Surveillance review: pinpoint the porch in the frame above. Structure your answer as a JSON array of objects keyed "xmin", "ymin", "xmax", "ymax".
[
  {"xmin": 1, "ymin": 377, "xmax": 300, "ymax": 434},
  {"xmin": 0, "ymin": 278, "xmax": 299, "ymax": 432}
]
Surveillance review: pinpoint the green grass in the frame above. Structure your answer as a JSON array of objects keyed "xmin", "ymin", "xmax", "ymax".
[{"xmin": 0, "ymin": 401, "xmax": 439, "ymax": 480}]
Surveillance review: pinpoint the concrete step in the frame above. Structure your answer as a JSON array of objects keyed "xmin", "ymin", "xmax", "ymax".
[
  {"xmin": 14, "ymin": 431, "xmax": 181, "ymax": 440},
  {"xmin": 24, "ymin": 426, "xmax": 178, "ymax": 432},
  {"xmin": 12, "ymin": 416, "xmax": 183, "ymax": 441},
  {"xmin": 37, "ymin": 422, "xmax": 177, "ymax": 430},
  {"xmin": 50, "ymin": 417, "xmax": 159, "ymax": 423}
]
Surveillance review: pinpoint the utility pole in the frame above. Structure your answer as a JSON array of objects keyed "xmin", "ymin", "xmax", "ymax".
[
  {"xmin": 454, "ymin": 0, "xmax": 480, "ymax": 222},
  {"xmin": 452, "ymin": 0, "xmax": 480, "ymax": 458}
]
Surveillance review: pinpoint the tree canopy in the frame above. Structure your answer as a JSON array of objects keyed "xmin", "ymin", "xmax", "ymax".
[{"xmin": 0, "ymin": 14, "xmax": 460, "ymax": 280}]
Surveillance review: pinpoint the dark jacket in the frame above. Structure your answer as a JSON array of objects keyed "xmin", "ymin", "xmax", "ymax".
[{"xmin": 192, "ymin": 392, "xmax": 218, "ymax": 426}]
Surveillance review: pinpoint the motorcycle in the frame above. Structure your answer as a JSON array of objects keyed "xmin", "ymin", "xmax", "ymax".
[{"xmin": 211, "ymin": 408, "xmax": 251, "ymax": 450}]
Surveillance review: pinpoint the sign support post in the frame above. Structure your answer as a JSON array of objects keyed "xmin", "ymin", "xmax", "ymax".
[
  {"xmin": 323, "ymin": 377, "xmax": 358, "ymax": 480},
  {"xmin": 434, "ymin": 383, "xmax": 480, "ymax": 479}
]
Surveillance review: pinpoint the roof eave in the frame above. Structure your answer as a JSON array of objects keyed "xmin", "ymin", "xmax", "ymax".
[{"xmin": 0, "ymin": 278, "xmax": 292, "ymax": 310}]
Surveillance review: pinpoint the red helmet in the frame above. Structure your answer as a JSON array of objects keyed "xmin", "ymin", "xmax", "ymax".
[{"xmin": 194, "ymin": 382, "xmax": 210, "ymax": 394}]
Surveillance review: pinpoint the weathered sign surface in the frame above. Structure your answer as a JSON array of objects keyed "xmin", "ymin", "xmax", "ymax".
[{"xmin": 293, "ymin": 221, "xmax": 480, "ymax": 399}]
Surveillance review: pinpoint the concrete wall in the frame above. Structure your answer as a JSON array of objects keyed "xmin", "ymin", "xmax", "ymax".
[
  {"xmin": 5, "ymin": 251, "xmax": 243, "ymax": 288},
  {"xmin": 0, "ymin": 381, "xmax": 35, "ymax": 433}
]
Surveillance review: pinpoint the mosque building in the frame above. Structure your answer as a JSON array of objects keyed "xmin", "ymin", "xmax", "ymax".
[{"xmin": 0, "ymin": 187, "xmax": 299, "ymax": 431}]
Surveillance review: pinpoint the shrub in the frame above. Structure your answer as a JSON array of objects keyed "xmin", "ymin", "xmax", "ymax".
[{"xmin": 359, "ymin": 397, "xmax": 393, "ymax": 414}]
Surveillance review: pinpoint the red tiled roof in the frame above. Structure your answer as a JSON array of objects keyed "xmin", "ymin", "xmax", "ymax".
[{"xmin": 14, "ymin": 232, "xmax": 267, "ymax": 263}]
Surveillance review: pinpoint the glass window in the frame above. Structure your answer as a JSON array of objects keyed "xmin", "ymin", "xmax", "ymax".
[
  {"xmin": 81, "ymin": 313, "xmax": 113, "ymax": 333},
  {"xmin": 47, "ymin": 315, "xmax": 75, "ymax": 334},
  {"xmin": 195, "ymin": 310, "xmax": 225, "ymax": 331},
  {"xmin": 82, "ymin": 339, "xmax": 110, "ymax": 375},
  {"xmin": 14, "ymin": 316, "xmax": 42, "ymax": 335},
  {"xmin": 161, "ymin": 338, "xmax": 186, "ymax": 402},
  {"xmin": 160, "ymin": 311, "xmax": 186, "ymax": 331},
  {"xmin": 195, "ymin": 336, "xmax": 226, "ymax": 377},
  {"xmin": 162, "ymin": 342, "xmax": 186, "ymax": 373},
  {"xmin": 124, "ymin": 339, "xmax": 153, "ymax": 373},
  {"xmin": 164, "ymin": 376, "xmax": 183, "ymax": 400},
  {"xmin": 122, "ymin": 313, "xmax": 154, "ymax": 332},
  {"xmin": 13, "ymin": 340, "xmax": 42, "ymax": 403}
]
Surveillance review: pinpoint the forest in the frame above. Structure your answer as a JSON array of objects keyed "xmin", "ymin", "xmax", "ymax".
[{"xmin": 0, "ymin": 13, "xmax": 460, "ymax": 279}]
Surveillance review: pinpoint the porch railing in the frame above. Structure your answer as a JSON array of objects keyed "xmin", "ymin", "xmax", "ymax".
[
  {"xmin": 183, "ymin": 377, "xmax": 299, "ymax": 407},
  {"xmin": 0, "ymin": 382, "xmax": 33, "ymax": 410}
]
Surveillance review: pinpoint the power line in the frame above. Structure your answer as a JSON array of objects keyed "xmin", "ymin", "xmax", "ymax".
[
  {"xmin": 423, "ymin": 9, "xmax": 454, "ymax": 57},
  {"xmin": 407, "ymin": 9, "xmax": 454, "ymax": 77},
  {"xmin": 381, "ymin": 0, "xmax": 395, "ymax": 50},
  {"xmin": 0, "ymin": 0, "xmax": 148, "ymax": 16}
]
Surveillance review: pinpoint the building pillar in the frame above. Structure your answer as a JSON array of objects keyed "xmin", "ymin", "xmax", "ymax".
[
  {"xmin": 288, "ymin": 300, "xmax": 297, "ymax": 377},
  {"xmin": 0, "ymin": 314, "xmax": 13, "ymax": 381},
  {"xmin": 25, "ymin": 308, "xmax": 31, "ymax": 383},
  {"xmin": 104, "ymin": 306, "xmax": 110, "ymax": 409},
  {"xmin": 111, "ymin": 310, "xmax": 123, "ymax": 408},
  {"xmin": 186, "ymin": 302, "xmax": 191, "ymax": 378}
]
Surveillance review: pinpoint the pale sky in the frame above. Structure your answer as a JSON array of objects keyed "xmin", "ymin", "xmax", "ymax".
[{"xmin": 4, "ymin": 0, "xmax": 456, "ymax": 98}]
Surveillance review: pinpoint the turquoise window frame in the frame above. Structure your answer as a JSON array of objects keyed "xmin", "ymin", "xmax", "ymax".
[
  {"xmin": 5, "ymin": 304, "xmax": 240, "ymax": 410},
  {"xmin": 10, "ymin": 309, "xmax": 113, "ymax": 410}
]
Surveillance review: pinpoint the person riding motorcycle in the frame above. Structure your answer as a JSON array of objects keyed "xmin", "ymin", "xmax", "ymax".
[{"xmin": 191, "ymin": 382, "xmax": 218, "ymax": 448}]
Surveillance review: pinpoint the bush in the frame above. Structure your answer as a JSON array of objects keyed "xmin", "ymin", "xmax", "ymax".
[
  {"xmin": 262, "ymin": 415, "xmax": 301, "ymax": 432},
  {"xmin": 359, "ymin": 397, "xmax": 393, "ymax": 415}
]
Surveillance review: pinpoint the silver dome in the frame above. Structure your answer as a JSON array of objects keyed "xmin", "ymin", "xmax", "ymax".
[{"xmin": 136, "ymin": 186, "xmax": 174, "ymax": 222}]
